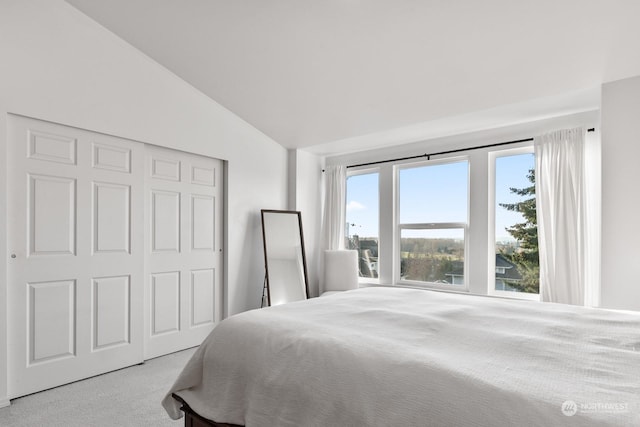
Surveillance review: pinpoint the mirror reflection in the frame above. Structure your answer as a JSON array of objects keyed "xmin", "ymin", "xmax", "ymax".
[{"xmin": 261, "ymin": 210, "xmax": 309, "ymax": 306}]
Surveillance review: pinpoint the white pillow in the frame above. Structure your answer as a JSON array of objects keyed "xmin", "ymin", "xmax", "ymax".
[{"xmin": 323, "ymin": 250, "xmax": 359, "ymax": 292}]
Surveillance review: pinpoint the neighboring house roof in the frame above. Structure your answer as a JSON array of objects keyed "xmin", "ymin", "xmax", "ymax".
[
  {"xmin": 496, "ymin": 254, "xmax": 515, "ymax": 269},
  {"xmin": 494, "ymin": 254, "xmax": 523, "ymax": 281},
  {"xmin": 359, "ymin": 238, "xmax": 379, "ymax": 257},
  {"xmin": 446, "ymin": 254, "xmax": 523, "ymax": 281}
]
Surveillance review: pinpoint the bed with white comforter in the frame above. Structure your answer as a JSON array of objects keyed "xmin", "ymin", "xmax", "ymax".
[{"xmin": 163, "ymin": 287, "xmax": 640, "ymax": 426}]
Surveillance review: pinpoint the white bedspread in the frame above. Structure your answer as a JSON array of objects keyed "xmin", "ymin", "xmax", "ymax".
[{"xmin": 163, "ymin": 287, "xmax": 640, "ymax": 426}]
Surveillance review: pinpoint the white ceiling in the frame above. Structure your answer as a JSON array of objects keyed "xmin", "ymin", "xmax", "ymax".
[{"xmin": 67, "ymin": 0, "xmax": 640, "ymax": 155}]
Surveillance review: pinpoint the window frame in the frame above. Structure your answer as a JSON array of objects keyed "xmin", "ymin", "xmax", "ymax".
[
  {"xmin": 394, "ymin": 156, "xmax": 470, "ymax": 291},
  {"xmin": 488, "ymin": 145, "xmax": 540, "ymax": 301}
]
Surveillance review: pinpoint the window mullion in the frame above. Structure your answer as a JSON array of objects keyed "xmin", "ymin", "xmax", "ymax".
[
  {"xmin": 378, "ymin": 164, "xmax": 394, "ymax": 285},
  {"xmin": 400, "ymin": 222, "xmax": 467, "ymax": 230}
]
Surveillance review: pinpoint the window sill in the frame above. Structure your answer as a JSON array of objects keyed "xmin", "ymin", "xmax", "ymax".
[
  {"xmin": 396, "ymin": 280, "xmax": 468, "ymax": 293},
  {"xmin": 357, "ymin": 278, "xmax": 381, "ymax": 287},
  {"xmin": 490, "ymin": 290, "xmax": 540, "ymax": 301},
  {"xmin": 358, "ymin": 282, "xmax": 541, "ymax": 303}
]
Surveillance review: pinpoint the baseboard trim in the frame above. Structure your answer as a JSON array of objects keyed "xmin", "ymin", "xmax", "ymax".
[{"xmin": 0, "ymin": 397, "xmax": 10, "ymax": 408}]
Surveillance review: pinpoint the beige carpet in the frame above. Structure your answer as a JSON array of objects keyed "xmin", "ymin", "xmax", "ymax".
[{"xmin": 0, "ymin": 347, "xmax": 197, "ymax": 427}]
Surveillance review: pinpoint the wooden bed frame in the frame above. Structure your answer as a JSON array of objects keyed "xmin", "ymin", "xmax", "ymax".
[{"xmin": 172, "ymin": 394, "xmax": 244, "ymax": 427}]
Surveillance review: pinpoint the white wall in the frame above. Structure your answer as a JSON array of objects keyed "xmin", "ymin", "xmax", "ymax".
[
  {"xmin": 0, "ymin": 0, "xmax": 288, "ymax": 405},
  {"xmin": 601, "ymin": 75, "xmax": 640, "ymax": 311},
  {"xmin": 287, "ymin": 150, "xmax": 324, "ymax": 297}
]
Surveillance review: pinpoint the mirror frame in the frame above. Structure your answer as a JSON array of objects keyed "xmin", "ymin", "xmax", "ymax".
[{"xmin": 261, "ymin": 209, "xmax": 310, "ymax": 306}]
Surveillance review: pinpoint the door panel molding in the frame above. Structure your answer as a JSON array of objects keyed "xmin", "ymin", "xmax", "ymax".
[
  {"xmin": 144, "ymin": 145, "xmax": 222, "ymax": 359},
  {"xmin": 7, "ymin": 116, "xmax": 144, "ymax": 398},
  {"xmin": 7, "ymin": 115, "xmax": 224, "ymax": 397}
]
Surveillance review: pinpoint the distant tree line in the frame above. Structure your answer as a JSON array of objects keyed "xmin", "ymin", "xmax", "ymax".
[
  {"xmin": 401, "ymin": 255, "xmax": 455, "ymax": 283},
  {"xmin": 400, "ymin": 238, "xmax": 463, "ymax": 282},
  {"xmin": 400, "ymin": 238, "xmax": 463, "ymax": 257}
]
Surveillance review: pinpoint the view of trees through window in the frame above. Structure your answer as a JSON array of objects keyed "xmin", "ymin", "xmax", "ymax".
[
  {"xmin": 400, "ymin": 229, "xmax": 465, "ymax": 284},
  {"xmin": 398, "ymin": 161, "xmax": 468, "ymax": 285},
  {"xmin": 344, "ymin": 152, "xmax": 540, "ymax": 293},
  {"xmin": 495, "ymin": 153, "xmax": 540, "ymax": 294},
  {"xmin": 345, "ymin": 172, "xmax": 379, "ymax": 279}
]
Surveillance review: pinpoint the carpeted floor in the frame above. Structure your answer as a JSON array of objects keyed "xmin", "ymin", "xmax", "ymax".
[{"xmin": 0, "ymin": 347, "xmax": 197, "ymax": 427}]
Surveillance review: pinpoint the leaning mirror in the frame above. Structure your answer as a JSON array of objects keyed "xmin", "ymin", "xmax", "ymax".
[{"xmin": 261, "ymin": 209, "xmax": 309, "ymax": 306}]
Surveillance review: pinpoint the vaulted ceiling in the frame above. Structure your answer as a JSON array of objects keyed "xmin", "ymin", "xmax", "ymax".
[{"xmin": 67, "ymin": 0, "xmax": 640, "ymax": 154}]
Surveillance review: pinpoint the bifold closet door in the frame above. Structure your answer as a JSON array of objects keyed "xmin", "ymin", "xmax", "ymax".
[
  {"xmin": 144, "ymin": 145, "xmax": 223, "ymax": 359},
  {"xmin": 7, "ymin": 115, "xmax": 145, "ymax": 398}
]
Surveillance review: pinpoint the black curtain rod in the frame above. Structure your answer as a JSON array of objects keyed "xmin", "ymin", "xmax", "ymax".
[{"xmin": 343, "ymin": 127, "xmax": 595, "ymax": 170}]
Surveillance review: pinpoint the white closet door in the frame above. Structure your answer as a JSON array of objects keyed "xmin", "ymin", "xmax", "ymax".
[
  {"xmin": 144, "ymin": 145, "xmax": 223, "ymax": 359},
  {"xmin": 7, "ymin": 115, "xmax": 144, "ymax": 398}
]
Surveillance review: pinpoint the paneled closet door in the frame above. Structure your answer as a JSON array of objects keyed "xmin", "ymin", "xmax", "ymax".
[
  {"xmin": 144, "ymin": 145, "xmax": 223, "ymax": 359},
  {"xmin": 7, "ymin": 115, "xmax": 144, "ymax": 398}
]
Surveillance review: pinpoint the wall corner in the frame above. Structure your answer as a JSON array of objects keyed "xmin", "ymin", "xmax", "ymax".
[{"xmin": 0, "ymin": 113, "xmax": 9, "ymax": 404}]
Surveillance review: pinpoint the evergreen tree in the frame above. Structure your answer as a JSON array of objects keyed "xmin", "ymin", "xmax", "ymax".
[{"xmin": 499, "ymin": 168, "xmax": 540, "ymax": 293}]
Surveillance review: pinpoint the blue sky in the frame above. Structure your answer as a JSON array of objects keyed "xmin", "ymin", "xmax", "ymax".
[
  {"xmin": 495, "ymin": 153, "xmax": 535, "ymax": 241},
  {"xmin": 345, "ymin": 172, "xmax": 379, "ymax": 238},
  {"xmin": 345, "ymin": 153, "xmax": 534, "ymax": 241}
]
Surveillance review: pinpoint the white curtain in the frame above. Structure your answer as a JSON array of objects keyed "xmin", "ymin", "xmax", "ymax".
[
  {"xmin": 320, "ymin": 165, "xmax": 346, "ymax": 293},
  {"xmin": 321, "ymin": 165, "xmax": 347, "ymax": 251},
  {"xmin": 582, "ymin": 129, "xmax": 601, "ymax": 307},
  {"xmin": 535, "ymin": 127, "xmax": 599, "ymax": 306}
]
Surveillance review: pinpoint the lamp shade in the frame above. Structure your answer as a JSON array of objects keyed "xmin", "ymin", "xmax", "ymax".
[{"xmin": 323, "ymin": 250, "xmax": 359, "ymax": 293}]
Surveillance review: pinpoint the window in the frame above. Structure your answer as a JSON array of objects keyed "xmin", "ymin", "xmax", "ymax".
[
  {"xmin": 494, "ymin": 150, "xmax": 539, "ymax": 295},
  {"xmin": 345, "ymin": 171, "xmax": 379, "ymax": 280},
  {"xmin": 338, "ymin": 132, "xmax": 556, "ymax": 301},
  {"xmin": 398, "ymin": 160, "xmax": 469, "ymax": 287}
]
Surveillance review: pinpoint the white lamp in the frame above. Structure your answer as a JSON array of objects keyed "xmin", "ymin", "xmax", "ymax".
[{"xmin": 322, "ymin": 250, "xmax": 359, "ymax": 296}]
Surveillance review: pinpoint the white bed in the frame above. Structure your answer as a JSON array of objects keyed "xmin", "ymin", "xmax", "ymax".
[{"xmin": 163, "ymin": 287, "xmax": 640, "ymax": 426}]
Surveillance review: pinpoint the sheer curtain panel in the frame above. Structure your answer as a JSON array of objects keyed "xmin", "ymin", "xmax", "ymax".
[
  {"xmin": 321, "ymin": 165, "xmax": 347, "ymax": 251},
  {"xmin": 582, "ymin": 129, "xmax": 601, "ymax": 307},
  {"xmin": 320, "ymin": 165, "xmax": 347, "ymax": 293},
  {"xmin": 535, "ymin": 127, "xmax": 599, "ymax": 306}
]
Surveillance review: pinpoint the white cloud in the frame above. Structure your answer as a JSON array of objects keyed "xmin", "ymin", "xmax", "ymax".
[{"xmin": 346, "ymin": 200, "xmax": 365, "ymax": 211}]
